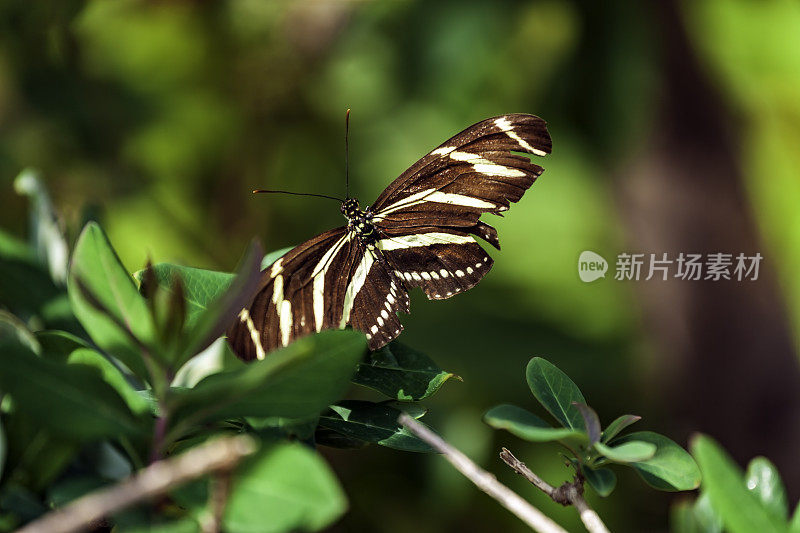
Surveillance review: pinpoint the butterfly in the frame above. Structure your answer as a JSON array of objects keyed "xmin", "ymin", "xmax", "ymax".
[{"xmin": 228, "ymin": 114, "xmax": 551, "ymax": 360}]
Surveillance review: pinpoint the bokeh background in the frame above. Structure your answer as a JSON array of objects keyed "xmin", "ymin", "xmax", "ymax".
[{"xmin": 2, "ymin": 0, "xmax": 800, "ymax": 531}]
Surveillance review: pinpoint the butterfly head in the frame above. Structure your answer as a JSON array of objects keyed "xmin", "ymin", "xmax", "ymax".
[{"xmin": 341, "ymin": 197, "xmax": 361, "ymax": 220}]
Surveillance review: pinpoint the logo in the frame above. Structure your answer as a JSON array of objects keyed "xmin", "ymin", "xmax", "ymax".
[{"xmin": 578, "ymin": 251, "xmax": 608, "ymax": 283}]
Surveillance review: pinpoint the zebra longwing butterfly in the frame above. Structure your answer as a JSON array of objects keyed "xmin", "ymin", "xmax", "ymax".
[{"xmin": 228, "ymin": 114, "xmax": 551, "ymax": 360}]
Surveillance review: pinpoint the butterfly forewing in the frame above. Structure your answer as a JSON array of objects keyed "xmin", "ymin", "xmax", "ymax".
[{"xmin": 228, "ymin": 113, "xmax": 551, "ymax": 360}]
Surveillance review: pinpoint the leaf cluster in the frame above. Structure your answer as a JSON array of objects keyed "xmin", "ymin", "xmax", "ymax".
[
  {"xmin": 0, "ymin": 173, "xmax": 458, "ymax": 532},
  {"xmin": 484, "ymin": 357, "xmax": 701, "ymax": 497},
  {"xmin": 672, "ymin": 435, "xmax": 800, "ymax": 533}
]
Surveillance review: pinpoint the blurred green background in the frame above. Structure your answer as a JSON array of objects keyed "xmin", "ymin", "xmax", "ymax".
[{"xmin": 2, "ymin": 0, "xmax": 800, "ymax": 531}]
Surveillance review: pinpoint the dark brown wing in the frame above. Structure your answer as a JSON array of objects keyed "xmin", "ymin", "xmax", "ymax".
[
  {"xmin": 343, "ymin": 243, "xmax": 410, "ymax": 350},
  {"xmin": 227, "ymin": 227, "xmax": 357, "ymax": 361},
  {"xmin": 374, "ymin": 228, "xmax": 493, "ymax": 301},
  {"xmin": 368, "ymin": 114, "xmax": 550, "ymax": 303},
  {"xmin": 370, "ymin": 114, "xmax": 551, "ymax": 228}
]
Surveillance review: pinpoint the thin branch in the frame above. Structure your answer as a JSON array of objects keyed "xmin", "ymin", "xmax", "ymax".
[
  {"xmin": 500, "ymin": 448, "xmax": 610, "ymax": 533},
  {"xmin": 17, "ymin": 435, "xmax": 257, "ymax": 533},
  {"xmin": 398, "ymin": 414, "xmax": 568, "ymax": 533}
]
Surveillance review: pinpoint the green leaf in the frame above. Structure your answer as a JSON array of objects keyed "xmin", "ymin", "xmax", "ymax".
[
  {"xmin": 68, "ymin": 222, "xmax": 154, "ymax": 378},
  {"xmin": 314, "ymin": 427, "xmax": 370, "ymax": 450},
  {"xmin": 483, "ymin": 404, "xmax": 586, "ymax": 443},
  {"xmin": 170, "ymin": 330, "xmax": 366, "ymax": 431},
  {"xmin": 67, "ymin": 348, "xmax": 151, "ymax": 417},
  {"xmin": 583, "ymin": 466, "xmax": 616, "ymax": 497},
  {"xmin": 573, "ymin": 402, "xmax": 601, "ymax": 444},
  {"xmin": 746, "ymin": 457, "xmax": 789, "ymax": 523},
  {"xmin": 318, "ymin": 400, "xmax": 435, "ymax": 452},
  {"xmin": 790, "ymin": 502, "xmax": 800, "ymax": 533},
  {"xmin": 671, "ymin": 497, "xmax": 722, "ymax": 533},
  {"xmin": 133, "ymin": 264, "xmax": 234, "ymax": 331},
  {"xmin": 174, "ymin": 241, "xmax": 262, "ymax": 365},
  {"xmin": 526, "ymin": 357, "xmax": 586, "ymax": 431},
  {"xmin": 613, "ymin": 431, "xmax": 701, "ymax": 491},
  {"xmin": 0, "ymin": 412, "xmax": 80, "ymax": 491},
  {"xmin": 132, "ymin": 246, "xmax": 291, "ymax": 333},
  {"xmin": 352, "ymin": 341, "xmax": 459, "ymax": 401},
  {"xmin": 0, "ymin": 310, "xmax": 40, "ymax": 355},
  {"xmin": 692, "ymin": 435, "xmax": 787, "ymax": 533},
  {"xmin": 0, "ymin": 340, "xmax": 142, "ymax": 440},
  {"xmin": 694, "ymin": 493, "xmax": 724, "ymax": 533},
  {"xmin": 0, "ymin": 228, "xmax": 61, "ymax": 318},
  {"xmin": 595, "ymin": 440, "xmax": 656, "ymax": 463},
  {"xmin": 260, "ymin": 247, "xmax": 293, "ymax": 270},
  {"xmin": 14, "ymin": 168, "xmax": 70, "ymax": 285},
  {"xmin": 602, "ymin": 414, "xmax": 641, "ymax": 442},
  {"xmin": 224, "ymin": 443, "xmax": 346, "ymax": 533},
  {"xmin": 35, "ymin": 330, "xmax": 91, "ymax": 362}
]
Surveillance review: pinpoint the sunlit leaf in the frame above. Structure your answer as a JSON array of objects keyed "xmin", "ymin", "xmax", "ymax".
[
  {"xmin": 174, "ymin": 240, "xmax": 262, "ymax": 366},
  {"xmin": 746, "ymin": 457, "xmax": 789, "ymax": 523},
  {"xmin": 14, "ymin": 168, "xmax": 69, "ymax": 285},
  {"xmin": 224, "ymin": 443, "xmax": 346, "ymax": 533},
  {"xmin": 68, "ymin": 222, "xmax": 154, "ymax": 378},
  {"xmin": 133, "ymin": 263, "xmax": 234, "ymax": 330},
  {"xmin": 692, "ymin": 435, "xmax": 786, "ymax": 533},
  {"xmin": 260, "ymin": 247, "xmax": 293, "ymax": 270}
]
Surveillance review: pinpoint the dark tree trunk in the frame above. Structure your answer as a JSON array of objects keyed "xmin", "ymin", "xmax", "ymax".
[{"xmin": 615, "ymin": 0, "xmax": 800, "ymax": 496}]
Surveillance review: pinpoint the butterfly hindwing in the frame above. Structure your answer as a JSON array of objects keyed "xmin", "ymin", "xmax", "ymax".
[{"xmin": 228, "ymin": 227, "xmax": 355, "ymax": 360}]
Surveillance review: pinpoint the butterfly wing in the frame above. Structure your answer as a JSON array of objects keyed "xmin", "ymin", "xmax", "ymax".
[
  {"xmin": 227, "ymin": 228, "xmax": 414, "ymax": 357},
  {"xmin": 369, "ymin": 114, "xmax": 551, "ymax": 300},
  {"xmin": 228, "ymin": 227, "xmax": 357, "ymax": 360}
]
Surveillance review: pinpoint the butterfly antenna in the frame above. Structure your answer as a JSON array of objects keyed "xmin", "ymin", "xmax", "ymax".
[
  {"xmin": 252, "ymin": 189, "xmax": 345, "ymax": 202},
  {"xmin": 345, "ymin": 108, "xmax": 351, "ymax": 200}
]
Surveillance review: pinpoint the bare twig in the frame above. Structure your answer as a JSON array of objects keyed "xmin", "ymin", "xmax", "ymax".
[
  {"xmin": 17, "ymin": 435, "xmax": 257, "ymax": 533},
  {"xmin": 398, "ymin": 414, "xmax": 568, "ymax": 533},
  {"xmin": 203, "ymin": 470, "xmax": 233, "ymax": 533},
  {"xmin": 500, "ymin": 448, "xmax": 610, "ymax": 533}
]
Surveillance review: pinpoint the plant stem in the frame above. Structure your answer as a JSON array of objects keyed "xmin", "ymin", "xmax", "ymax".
[
  {"xmin": 398, "ymin": 414, "xmax": 568, "ymax": 533},
  {"xmin": 16, "ymin": 435, "xmax": 257, "ymax": 533},
  {"xmin": 500, "ymin": 448, "xmax": 610, "ymax": 533}
]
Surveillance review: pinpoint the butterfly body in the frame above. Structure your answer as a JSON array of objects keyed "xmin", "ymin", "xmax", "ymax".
[
  {"xmin": 341, "ymin": 198, "xmax": 377, "ymax": 245},
  {"xmin": 229, "ymin": 114, "xmax": 552, "ymax": 360}
]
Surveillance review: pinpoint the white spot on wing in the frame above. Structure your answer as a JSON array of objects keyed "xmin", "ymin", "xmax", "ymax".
[
  {"xmin": 238, "ymin": 309, "xmax": 265, "ymax": 360},
  {"xmin": 377, "ymin": 232, "xmax": 475, "ymax": 251},
  {"xmin": 279, "ymin": 300, "xmax": 292, "ymax": 347},
  {"xmin": 340, "ymin": 249, "xmax": 375, "ymax": 327},
  {"xmin": 270, "ymin": 258, "xmax": 284, "ymax": 278},
  {"xmin": 431, "ymin": 146, "xmax": 456, "ymax": 156},
  {"xmin": 494, "ymin": 117, "xmax": 547, "ymax": 156}
]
